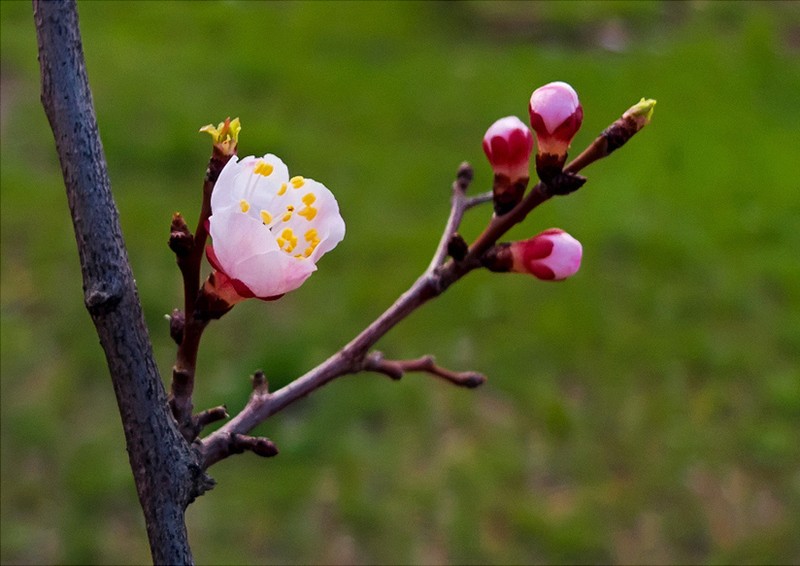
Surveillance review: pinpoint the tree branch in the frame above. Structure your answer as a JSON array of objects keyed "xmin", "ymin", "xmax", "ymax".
[
  {"xmin": 201, "ymin": 102, "xmax": 653, "ymax": 468},
  {"xmin": 201, "ymin": 164, "xmax": 490, "ymax": 467},
  {"xmin": 33, "ymin": 1, "xmax": 209, "ymax": 563}
]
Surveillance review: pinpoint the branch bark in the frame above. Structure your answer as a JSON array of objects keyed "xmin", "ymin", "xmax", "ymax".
[{"xmin": 33, "ymin": 1, "xmax": 209, "ymax": 563}]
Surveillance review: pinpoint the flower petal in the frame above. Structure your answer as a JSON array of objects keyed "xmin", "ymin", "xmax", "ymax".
[{"xmin": 208, "ymin": 208, "xmax": 279, "ymax": 275}]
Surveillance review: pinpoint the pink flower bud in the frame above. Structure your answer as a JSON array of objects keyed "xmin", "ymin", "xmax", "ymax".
[
  {"xmin": 510, "ymin": 228, "xmax": 582, "ymax": 281},
  {"xmin": 528, "ymin": 82, "xmax": 583, "ymax": 167},
  {"xmin": 207, "ymin": 154, "xmax": 345, "ymax": 301},
  {"xmin": 483, "ymin": 116, "xmax": 534, "ymax": 215},
  {"xmin": 482, "ymin": 116, "xmax": 533, "ymax": 182}
]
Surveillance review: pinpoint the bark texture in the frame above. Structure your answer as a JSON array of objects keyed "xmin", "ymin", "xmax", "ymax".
[{"xmin": 33, "ymin": 1, "xmax": 210, "ymax": 563}]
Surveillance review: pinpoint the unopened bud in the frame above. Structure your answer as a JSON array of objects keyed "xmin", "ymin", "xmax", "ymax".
[
  {"xmin": 529, "ymin": 82, "xmax": 583, "ymax": 181},
  {"xmin": 622, "ymin": 98, "xmax": 656, "ymax": 132},
  {"xmin": 603, "ymin": 97, "xmax": 657, "ymax": 154},
  {"xmin": 509, "ymin": 228, "xmax": 582, "ymax": 281},
  {"xmin": 483, "ymin": 116, "xmax": 534, "ymax": 215},
  {"xmin": 168, "ymin": 212, "xmax": 193, "ymax": 257},
  {"xmin": 199, "ymin": 116, "xmax": 241, "ymax": 157},
  {"xmin": 167, "ymin": 308, "xmax": 185, "ymax": 344}
]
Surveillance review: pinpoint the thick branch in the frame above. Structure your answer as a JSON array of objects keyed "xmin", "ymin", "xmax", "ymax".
[{"xmin": 34, "ymin": 1, "xmax": 209, "ymax": 563}]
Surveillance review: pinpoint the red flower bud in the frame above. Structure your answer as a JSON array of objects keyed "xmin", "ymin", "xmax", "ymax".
[
  {"xmin": 482, "ymin": 116, "xmax": 534, "ymax": 215},
  {"xmin": 482, "ymin": 116, "xmax": 533, "ymax": 182},
  {"xmin": 510, "ymin": 228, "xmax": 582, "ymax": 281}
]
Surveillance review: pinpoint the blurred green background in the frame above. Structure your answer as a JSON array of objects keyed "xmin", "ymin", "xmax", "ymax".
[{"xmin": 2, "ymin": 1, "xmax": 799, "ymax": 564}]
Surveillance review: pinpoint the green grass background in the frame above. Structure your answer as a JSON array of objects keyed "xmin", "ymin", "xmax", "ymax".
[{"xmin": 2, "ymin": 1, "xmax": 799, "ymax": 564}]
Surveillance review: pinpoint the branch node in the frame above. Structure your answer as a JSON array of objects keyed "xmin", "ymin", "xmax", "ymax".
[
  {"xmin": 447, "ymin": 233, "xmax": 469, "ymax": 261},
  {"xmin": 168, "ymin": 212, "xmax": 193, "ymax": 257},
  {"xmin": 230, "ymin": 434, "xmax": 279, "ymax": 458},
  {"xmin": 543, "ymin": 171, "xmax": 587, "ymax": 196},
  {"xmin": 455, "ymin": 162, "xmax": 473, "ymax": 193},
  {"xmin": 251, "ymin": 370, "xmax": 269, "ymax": 395},
  {"xmin": 168, "ymin": 309, "xmax": 185, "ymax": 344},
  {"xmin": 84, "ymin": 286, "xmax": 122, "ymax": 316}
]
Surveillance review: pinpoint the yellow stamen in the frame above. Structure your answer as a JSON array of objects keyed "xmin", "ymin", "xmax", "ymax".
[
  {"xmin": 260, "ymin": 210, "xmax": 272, "ymax": 224},
  {"xmin": 298, "ymin": 206, "xmax": 317, "ymax": 221},
  {"xmin": 303, "ymin": 229, "xmax": 320, "ymax": 257},
  {"xmin": 240, "ymin": 199, "xmax": 250, "ymax": 213},
  {"xmin": 298, "ymin": 194, "xmax": 318, "ymax": 221},
  {"xmin": 253, "ymin": 160, "xmax": 274, "ymax": 177},
  {"xmin": 290, "ymin": 176, "xmax": 305, "ymax": 189},
  {"xmin": 277, "ymin": 183, "xmax": 288, "ymax": 196},
  {"xmin": 279, "ymin": 228, "xmax": 298, "ymax": 252},
  {"xmin": 282, "ymin": 205, "xmax": 295, "ymax": 222}
]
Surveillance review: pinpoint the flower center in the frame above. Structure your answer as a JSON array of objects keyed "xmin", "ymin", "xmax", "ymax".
[{"xmin": 234, "ymin": 166, "xmax": 327, "ymax": 259}]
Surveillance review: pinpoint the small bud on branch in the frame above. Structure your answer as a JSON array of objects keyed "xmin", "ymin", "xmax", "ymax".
[
  {"xmin": 168, "ymin": 213, "xmax": 193, "ymax": 257},
  {"xmin": 564, "ymin": 98, "xmax": 656, "ymax": 174},
  {"xmin": 168, "ymin": 308, "xmax": 185, "ymax": 344},
  {"xmin": 230, "ymin": 434, "xmax": 279, "ymax": 458},
  {"xmin": 447, "ymin": 233, "xmax": 468, "ymax": 261},
  {"xmin": 251, "ymin": 370, "xmax": 269, "ymax": 395}
]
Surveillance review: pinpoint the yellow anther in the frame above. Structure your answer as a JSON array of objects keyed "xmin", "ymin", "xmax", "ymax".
[
  {"xmin": 301, "ymin": 229, "xmax": 320, "ymax": 257},
  {"xmin": 302, "ymin": 193, "xmax": 317, "ymax": 205},
  {"xmin": 290, "ymin": 176, "xmax": 305, "ymax": 189},
  {"xmin": 277, "ymin": 183, "xmax": 288, "ymax": 196},
  {"xmin": 278, "ymin": 228, "xmax": 298, "ymax": 252},
  {"xmin": 239, "ymin": 199, "xmax": 250, "ymax": 213},
  {"xmin": 260, "ymin": 210, "xmax": 272, "ymax": 224},
  {"xmin": 282, "ymin": 205, "xmax": 295, "ymax": 222},
  {"xmin": 298, "ymin": 206, "xmax": 318, "ymax": 221},
  {"xmin": 253, "ymin": 160, "xmax": 274, "ymax": 177}
]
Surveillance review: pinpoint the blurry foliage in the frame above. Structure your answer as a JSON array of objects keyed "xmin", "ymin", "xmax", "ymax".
[{"xmin": 2, "ymin": 0, "xmax": 799, "ymax": 564}]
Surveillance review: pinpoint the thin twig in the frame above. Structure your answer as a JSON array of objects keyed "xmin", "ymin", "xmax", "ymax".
[
  {"xmin": 464, "ymin": 190, "xmax": 493, "ymax": 210},
  {"xmin": 195, "ymin": 405, "xmax": 229, "ymax": 431},
  {"xmin": 363, "ymin": 351, "xmax": 486, "ymax": 388},
  {"xmin": 427, "ymin": 162, "xmax": 474, "ymax": 272},
  {"xmin": 169, "ymin": 150, "xmax": 233, "ymax": 441}
]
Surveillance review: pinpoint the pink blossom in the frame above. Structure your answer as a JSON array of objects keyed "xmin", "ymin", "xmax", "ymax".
[
  {"xmin": 510, "ymin": 228, "xmax": 582, "ymax": 281},
  {"xmin": 207, "ymin": 154, "xmax": 345, "ymax": 301},
  {"xmin": 528, "ymin": 81, "xmax": 583, "ymax": 158},
  {"xmin": 482, "ymin": 116, "xmax": 534, "ymax": 182}
]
